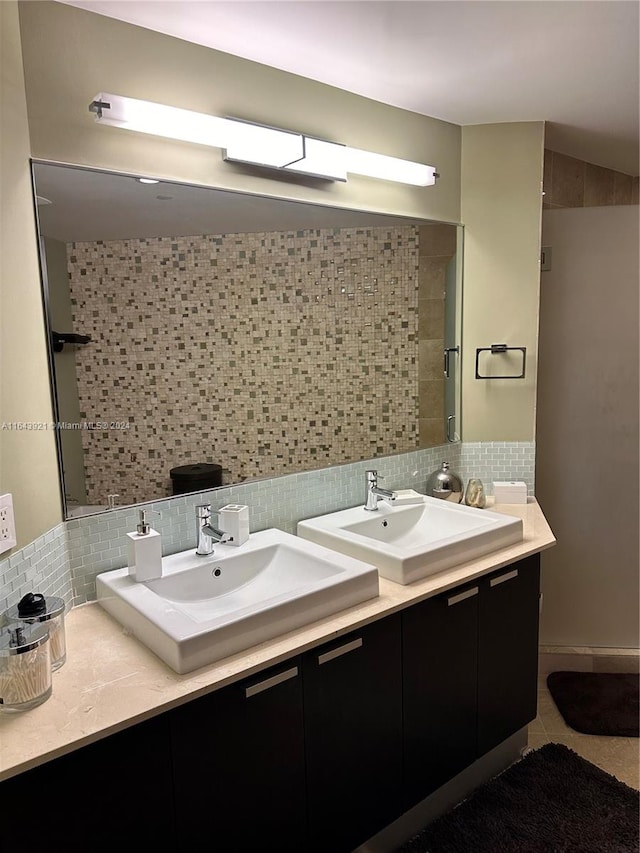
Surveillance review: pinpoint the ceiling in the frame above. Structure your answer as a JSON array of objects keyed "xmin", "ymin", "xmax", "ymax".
[
  {"xmin": 34, "ymin": 163, "xmax": 429, "ymax": 242},
  {"xmin": 58, "ymin": 0, "xmax": 639, "ymax": 176}
]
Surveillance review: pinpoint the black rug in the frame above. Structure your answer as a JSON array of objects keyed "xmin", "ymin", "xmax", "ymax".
[
  {"xmin": 397, "ymin": 743, "xmax": 639, "ymax": 853},
  {"xmin": 547, "ymin": 671, "xmax": 639, "ymax": 737}
]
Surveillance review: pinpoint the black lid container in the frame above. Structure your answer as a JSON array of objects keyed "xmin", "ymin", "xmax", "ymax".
[
  {"xmin": 170, "ymin": 463, "xmax": 223, "ymax": 495},
  {"xmin": 4, "ymin": 593, "xmax": 67, "ymax": 671}
]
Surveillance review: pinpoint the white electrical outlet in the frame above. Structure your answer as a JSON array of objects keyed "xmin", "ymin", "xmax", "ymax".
[{"xmin": 0, "ymin": 494, "xmax": 17, "ymax": 554}]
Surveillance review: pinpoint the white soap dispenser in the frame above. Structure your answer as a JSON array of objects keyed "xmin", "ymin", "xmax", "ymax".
[{"xmin": 127, "ymin": 509, "xmax": 162, "ymax": 582}]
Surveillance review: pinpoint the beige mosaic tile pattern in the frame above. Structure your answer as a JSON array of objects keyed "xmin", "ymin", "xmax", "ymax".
[{"xmin": 68, "ymin": 226, "xmax": 421, "ymax": 505}]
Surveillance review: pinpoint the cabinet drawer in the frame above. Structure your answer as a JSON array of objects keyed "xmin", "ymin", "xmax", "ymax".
[
  {"xmin": 478, "ymin": 554, "xmax": 541, "ymax": 753},
  {"xmin": 303, "ymin": 615, "xmax": 403, "ymax": 853},
  {"xmin": 0, "ymin": 715, "xmax": 175, "ymax": 850},
  {"xmin": 402, "ymin": 582, "xmax": 479, "ymax": 805},
  {"xmin": 170, "ymin": 658, "xmax": 306, "ymax": 851}
]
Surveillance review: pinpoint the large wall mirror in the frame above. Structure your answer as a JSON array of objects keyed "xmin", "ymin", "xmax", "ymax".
[{"xmin": 32, "ymin": 162, "xmax": 462, "ymax": 519}]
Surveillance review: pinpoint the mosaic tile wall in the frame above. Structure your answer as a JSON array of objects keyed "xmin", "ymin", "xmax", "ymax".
[
  {"xmin": 67, "ymin": 226, "xmax": 421, "ymax": 506},
  {"xmin": 0, "ymin": 441, "xmax": 535, "ymax": 609}
]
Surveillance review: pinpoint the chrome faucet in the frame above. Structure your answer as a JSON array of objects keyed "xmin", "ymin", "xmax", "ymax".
[
  {"xmin": 195, "ymin": 504, "xmax": 233, "ymax": 555},
  {"xmin": 364, "ymin": 470, "xmax": 397, "ymax": 511}
]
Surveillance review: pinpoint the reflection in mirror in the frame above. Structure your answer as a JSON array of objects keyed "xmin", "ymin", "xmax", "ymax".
[{"xmin": 32, "ymin": 163, "xmax": 461, "ymax": 518}]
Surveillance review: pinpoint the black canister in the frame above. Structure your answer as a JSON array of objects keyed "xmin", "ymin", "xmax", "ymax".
[{"xmin": 170, "ymin": 463, "xmax": 223, "ymax": 495}]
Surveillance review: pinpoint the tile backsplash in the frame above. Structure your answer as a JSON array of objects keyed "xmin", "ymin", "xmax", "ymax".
[{"xmin": 0, "ymin": 442, "xmax": 534, "ymax": 612}]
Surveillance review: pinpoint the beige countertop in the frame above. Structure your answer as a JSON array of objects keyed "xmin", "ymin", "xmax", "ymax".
[{"xmin": 0, "ymin": 499, "xmax": 555, "ymax": 782}]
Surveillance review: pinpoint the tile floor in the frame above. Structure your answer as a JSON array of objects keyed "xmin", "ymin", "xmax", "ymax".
[{"xmin": 528, "ymin": 650, "xmax": 640, "ymax": 790}]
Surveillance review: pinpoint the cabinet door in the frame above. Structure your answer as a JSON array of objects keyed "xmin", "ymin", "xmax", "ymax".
[
  {"xmin": 170, "ymin": 658, "xmax": 306, "ymax": 852},
  {"xmin": 303, "ymin": 614, "xmax": 403, "ymax": 853},
  {"xmin": 0, "ymin": 714, "xmax": 175, "ymax": 852},
  {"xmin": 477, "ymin": 554, "xmax": 541, "ymax": 754},
  {"xmin": 402, "ymin": 582, "xmax": 479, "ymax": 806}
]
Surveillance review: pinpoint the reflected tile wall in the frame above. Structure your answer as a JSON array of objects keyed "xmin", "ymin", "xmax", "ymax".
[
  {"xmin": 68, "ymin": 226, "xmax": 422, "ymax": 506},
  {"xmin": 418, "ymin": 223, "xmax": 456, "ymax": 446}
]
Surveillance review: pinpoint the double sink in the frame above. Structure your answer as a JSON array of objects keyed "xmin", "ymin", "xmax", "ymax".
[{"xmin": 97, "ymin": 491, "xmax": 523, "ymax": 673}]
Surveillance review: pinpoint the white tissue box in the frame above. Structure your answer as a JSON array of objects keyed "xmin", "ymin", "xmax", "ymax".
[
  {"xmin": 493, "ymin": 481, "xmax": 528, "ymax": 504},
  {"xmin": 384, "ymin": 489, "xmax": 425, "ymax": 506}
]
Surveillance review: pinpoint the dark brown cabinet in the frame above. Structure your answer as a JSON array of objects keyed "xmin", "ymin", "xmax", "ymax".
[
  {"xmin": 0, "ymin": 714, "xmax": 175, "ymax": 853},
  {"xmin": 477, "ymin": 554, "xmax": 540, "ymax": 754},
  {"xmin": 402, "ymin": 553, "xmax": 540, "ymax": 808},
  {"xmin": 302, "ymin": 614, "xmax": 403, "ymax": 853},
  {"xmin": 170, "ymin": 658, "xmax": 307, "ymax": 852},
  {"xmin": 0, "ymin": 554, "xmax": 541, "ymax": 853},
  {"xmin": 403, "ymin": 580, "xmax": 480, "ymax": 805}
]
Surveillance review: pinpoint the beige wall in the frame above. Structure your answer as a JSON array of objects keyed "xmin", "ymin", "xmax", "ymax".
[
  {"xmin": 460, "ymin": 122, "xmax": 545, "ymax": 441},
  {"xmin": 8, "ymin": 0, "xmax": 546, "ymax": 549},
  {"xmin": 18, "ymin": 1, "xmax": 461, "ymax": 224},
  {"xmin": 537, "ymin": 206, "xmax": 639, "ymax": 648},
  {"xmin": 0, "ymin": 2, "xmax": 62, "ymax": 549}
]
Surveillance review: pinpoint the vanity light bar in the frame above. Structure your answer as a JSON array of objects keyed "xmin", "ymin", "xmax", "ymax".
[{"xmin": 89, "ymin": 93, "xmax": 438, "ymax": 186}]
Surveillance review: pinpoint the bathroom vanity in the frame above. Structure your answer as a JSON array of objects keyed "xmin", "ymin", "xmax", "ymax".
[{"xmin": 0, "ymin": 501, "xmax": 554, "ymax": 853}]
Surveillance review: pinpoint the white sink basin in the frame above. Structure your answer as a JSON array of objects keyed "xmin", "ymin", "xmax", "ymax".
[
  {"xmin": 297, "ymin": 497, "xmax": 523, "ymax": 585},
  {"xmin": 96, "ymin": 528, "xmax": 379, "ymax": 673}
]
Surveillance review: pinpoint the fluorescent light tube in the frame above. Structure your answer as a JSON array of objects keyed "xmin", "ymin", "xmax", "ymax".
[
  {"xmin": 90, "ymin": 93, "xmax": 438, "ymax": 187},
  {"xmin": 344, "ymin": 147, "xmax": 438, "ymax": 186},
  {"xmin": 91, "ymin": 92, "xmax": 231, "ymax": 148}
]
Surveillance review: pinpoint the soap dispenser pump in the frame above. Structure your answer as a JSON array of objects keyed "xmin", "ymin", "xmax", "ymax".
[{"xmin": 127, "ymin": 509, "xmax": 162, "ymax": 582}]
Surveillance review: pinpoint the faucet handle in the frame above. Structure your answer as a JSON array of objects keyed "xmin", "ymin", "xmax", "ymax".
[{"xmin": 196, "ymin": 504, "xmax": 211, "ymax": 520}]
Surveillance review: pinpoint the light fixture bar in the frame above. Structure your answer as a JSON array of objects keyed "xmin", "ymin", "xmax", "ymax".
[
  {"xmin": 284, "ymin": 137, "xmax": 348, "ymax": 182},
  {"xmin": 89, "ymin": 92, "xmax": 231, "ymax": 148},
  {"xmin": 223, "ymin": 118, "xmax": 306, "ymax": 171},
  {"xmin": 345, "ymin": 147, "xmax": 438, "ymax": 186},
  {"xmin": 89, "ymin": 93, "xmax": 438, "ymax": 187}
]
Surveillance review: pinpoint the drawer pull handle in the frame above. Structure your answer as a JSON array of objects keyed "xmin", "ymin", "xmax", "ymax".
[
  {"xmin": 447, "ymin": 587, "xmax": 479, "ymax": 606},
  {"xmin": 490, "ymin": 569, "xmax": 519, "ymax": 587},
  {"xmin": 245, "ymin": 666, "xmax": 298, "ymax": 698},
  {"xmin": 318, "ymin": 638, "xmax": 363, "ymax": 665}
]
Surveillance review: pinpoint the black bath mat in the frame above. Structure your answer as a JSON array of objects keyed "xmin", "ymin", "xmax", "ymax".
[
  {"xmin": 547, "ymin": 670, "xmax": 639, "ymax": 737},
  {"xmin": 397, "ymin": 743, "xmax": 639, "ymax": 853}
]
